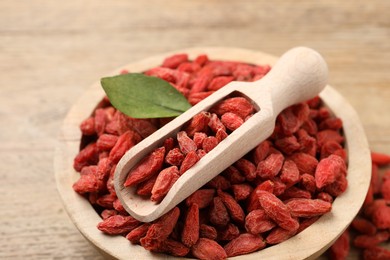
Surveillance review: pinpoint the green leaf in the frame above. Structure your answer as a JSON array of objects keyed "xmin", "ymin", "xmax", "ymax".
[{"xmin": 101, "ymin": 73, "xmax": 192, "ymax": 118}]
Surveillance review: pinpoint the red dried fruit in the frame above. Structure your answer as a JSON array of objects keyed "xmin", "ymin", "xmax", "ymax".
[
  {"xmin": 245, "ymin": 209, "xmax": 276, "ymax": 235},
  {"xmin": 177, "ymin": 131, "xmax": 197, "ymax": 154},
  {"xmin": 208, "ymin": 113, "xmax": 226, "ymax": 133},
  {"xmin": 247, "ymin": 180, "xmax": 274, "ymax": 212},
  {"xmin": 207, "ymin": 175, "xmax": 231, "ymax": 190},
  {"xmin": 186, "ymin": 189, "xmax": 215, "ymax": 209},
  {"xmin": 363, "ymin": 246, "xmax": 390, "ymax": 260},
  {"xmin": 281, "ymin": 186, "xmax": 312, "ymax": 200},
  {"xmin": 371, "ymin": 204, "xmax": 390, "ymax": 229},
  {"xmin": 315, "ymin": 154, "xmax": 346, "ymax": 189},
  {"xmin": 162, "ymin": 53, "xmax": 188, "ymax": 69},
  {"xmin": 217, "ymin": 189, "xmax": 245, "ymax": 224},
  {"xmin": 136, "ymin": 175, "xmax": 157, "ymax": 196},
  {"xmin": 221, "ymin": 112, "xmax": 244, "ymax": 131},
  {"xmin": 371, "ymin": 151, "xmax": 390, "ymax": 166},
  {"xmin": 191, "ymin": 238, "xmax": 227, "ymax": 260},
  {"xmin": 140, "ymin": 207, "xmax": 180, "ymax": 250},
  {"xmin": 151, "ymin": 166, "xmax": 180, "ymax": 202},
  {"xmin": 96, "ymin": 134, "xmax": 119, "ymax": 151},
  {"xmin": 300, "ymin": 173, "xmax": 317, "ymax": 194},
  {"xmin": 124, "ymin": 146, "xmax": 165, "ymax": 186},
  {"xmin": 73, "ymin": 143, "xmax": 99, "ymax": 172},
  {"xmin": 257, "ymin": 153, "xmax": 284, "ymax": 179},
  {"xmin": 317, "ymin": 192, "xmax": 333, "ymax": 203},
  {"xmin": 181, "ymin": 203, "xmax": 199, "ymax": 247},
  {"xmin": 200, "ymin": 224, "xmax": 218, "ymax": 240},
  {"xmin": 257, "ymin": 190, "xmax": 299, "ymax": 232},
  {"xmin": 328, "ymin": 230, "xmax": 350, "ymax": 260},
  {"xmin": 97, "ymin": 215, "xmax": 140, "ymax": 235},
  {"xmin": 209, "ymin": 197, "xmax": 230, "ymax": 227},
  {"xmin": 223, "ymin": 166, "xmax": 246, "ymax": 184},
  {"xmin": 202, "ymin": 136, "xmax": 219, "ymax": 153},
  {"xmin": 266, "ymin": 227, "xmax": 297, "ymax": 244},
  {"xmin": 126, "ymin": 223, "xmax": 151, "ymax": 244},
  {"xmin": 80, "ymin": 117, "xmax": 95, "ymax": 135},
  {"xmin": 253, "ymin": 140, "xmax": 270, "ymax": 165},
  {"xmin": 285, "ymin": 198, "xmax": 332, "ymax": 218},
  {"xmin": 179, "ymin": 150, "xmax": 200, "ymax": 175},
  {"xmin": 184, "ymin": 112, "xmax": 210, "ymax": 137},
  {"xmin": 218, "ymin": 223, "xmax": 240, "ymax": 241},
  {"xmin": 289, "ymin": 152, "xmax": 318, "ymax": 175},
  {"xmin": 211, "ymin": 97, "xmax": 255, "ymax": 120},
  {"xmin": 73, "ymin": 166, "xmax": 105, "ymax": 194},
  {"xmin": 234, "ymin": 158, "xmax": 257, "ymax": 181},
  {"xmin": 100, "ymin": 209, "xmax": 118, "ymax": 220},
  {"xmin": 325, "ymin": 173, "xmax": 348, "ymax": 197},
  {"xmin": 109, "ymin": 130, "xmax": 139, "ymax": 163},
  {"xmin": 351, "ymin": 218, "xmax": 377, "ymax": 235},
  {"xmin": 224, "ymin": 233, "xmax": 266, "ymax": 257},
  {"xmin": 280, "ymin": 159, "xmax": 300, "ymax": 188},
  {"xmin": 275, "ymin": 135, "xmax": 300, "ymax": 155},
  {"xmin": 317, "ymin": 129, "xmax": 344, "ymax": 148},
  {"xmin": 353, "ymin": 231, "xmax": 390, "ymax": 249},
  {"xmin": 381, "ymin": 178, "xmax": 390, "ymax": 200},
  {"xmin": 165, "ymin": 147, "xmax": 185, "ymax": 166},
  {"xmin": 231, "ymin": 184, "xmax": 253, "ymax": 201},
  {"xmin": 158, "ymin": 239, "xmax": 190, "ymax": 257},
  {"xmin": 208, "ymin": 76, "xmax": 234, "ymax": 91}
]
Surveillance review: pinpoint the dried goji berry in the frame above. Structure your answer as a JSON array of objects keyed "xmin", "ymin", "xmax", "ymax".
[
  {"xmin": 266, "ymin": 226, "xmax": 297, "ymax": 245},
  {"xmin": 199, "ymin": 224, "xmax": 218, "ymax": 240},
  {"xmin": 181, "ymin": 203, "xmax": 199, "ymax": 247},
  {"xmin": 124, "ymin": 146, "xmax": 165, "ymax": 186},
  {"xmin": 285, "ymin": 198, "xmax": 332, "ymax": 218},
  {"xmin": 179, "ymin": 150, "xmax": 200, "ymax": 175},
  {"xmin": 353, "ymin": 231, "xmax": 390, "ymax": 249},
  {"xmin": 165, "ymin": 147, "xmax": 184, "ymax": 166},
  {"xmin": 245, "ymin": 209, "xmax": 276, "ymax": 235},
  {"xmin": 202, "ymin": 136, "xmax": 219, "ymax": 153},
  {"xmin": 351, "ymin": 218, "xmax": 377, "ymax": 235},
  {"xmin": 328, "ymin": 230, "xmax": 350, "ymax": 260},
  {"xmin": 209, "ymin": 197, "xmax": 230, "ymax": 227},
  {"xmin": 162, "ymin": 53, "xmax": 188, "ymax": 69},
  {"xmin": 256, "ymin": 153, "xmax": 284, "ymax": 179},
  {"xmin": 151, "ymin": 166, "xmax": 180, "ymax": 202},
  {"xmin": 186, "ymin": 189, "xmax": 215, "ymax": 209},
  {"xmin": 218, "ymin": 223, "xmax": 240, "ymax": 241},
  {"xmin": 211, "ymin": 96, "xmax": 255, "ymax": 120},
  {"xmin": 363, "ymin": 246, "xmax": 390, "ymax": 260},
  {"xmin": 231, "ymin": 184, "xmax": 253, "ymax": 201},
  {"xmin": 224, "ymin": 233, "xmax": 266, "ymax": 257},
  {"xmin": 97, "ymin": 215, "xmax": 140, "ymax": 235},
  {"xmin": 221, "ymin": 112, "xmax": 244, "ymax": 131},
  {"xmin": 191, "ymin": 238, "xmax": 227, "ymax": 260},
  {"xmin": 217, "ymin": 189, "xmax": 245, "ymax": 224},
  {"xmin": 126, "ymin": 223, "xmax": 151, "ymax": 244},
  {"xmin": 257, "ymin": 190, "xmax": 299, "ymax": 232}
]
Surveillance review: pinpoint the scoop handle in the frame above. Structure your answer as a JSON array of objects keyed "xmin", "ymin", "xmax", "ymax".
[{"xmin": 247, "ymin": 47, "xmax": 328, "ymax": 115}]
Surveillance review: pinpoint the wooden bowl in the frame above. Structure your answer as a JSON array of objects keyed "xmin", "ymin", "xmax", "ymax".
[{"xmin": 54, "ymin": 47, "xmax": 371, "ymax": 259}]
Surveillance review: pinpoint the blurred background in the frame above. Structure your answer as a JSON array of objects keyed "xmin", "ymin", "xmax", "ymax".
[{"xmin": 0, "ymin": 0, "xmax": 389, "ymax": 259}]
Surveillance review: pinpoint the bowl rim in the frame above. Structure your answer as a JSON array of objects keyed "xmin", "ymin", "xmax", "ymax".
[{"xmin": 54, "ymin": 47, "xmax": 371, "ymax": 260}]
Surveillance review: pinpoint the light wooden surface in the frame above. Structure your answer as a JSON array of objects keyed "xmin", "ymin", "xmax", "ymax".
[{"xmin": 1, "ymin": 1, "xmax": 389, "ymax": 259}]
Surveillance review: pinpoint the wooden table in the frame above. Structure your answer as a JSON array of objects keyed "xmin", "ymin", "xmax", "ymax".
[{"xmin": 1, "ymin": 1, "xmax": 389, "ymax": 259}]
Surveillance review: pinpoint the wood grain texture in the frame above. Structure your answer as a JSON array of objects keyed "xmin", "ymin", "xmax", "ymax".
[{"xmin": 0, "ymin": 0, "xmax": 389, "ymax": 259}]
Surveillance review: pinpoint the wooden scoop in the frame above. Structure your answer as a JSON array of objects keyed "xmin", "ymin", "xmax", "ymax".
[{"xmin": 114, "ymin": 47, "xmax": 328, "ymax": 222}]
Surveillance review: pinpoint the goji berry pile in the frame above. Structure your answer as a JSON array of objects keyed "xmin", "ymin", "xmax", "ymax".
[
  {"xmin": 328, "ymin": 152, "xmax": 390, "ymax": 260},
  {"xmin": 73, "ymin": 53, "xmax": 350, "ymax": 259},
  {"xmin": 124, "ymin": 95, "xmax": 256, "ymax": 202}
]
